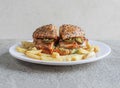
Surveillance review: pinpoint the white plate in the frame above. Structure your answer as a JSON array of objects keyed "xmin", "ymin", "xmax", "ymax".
[{"xmin": 9, "ymin": 40, "xmax": 111, "ymax": 66}]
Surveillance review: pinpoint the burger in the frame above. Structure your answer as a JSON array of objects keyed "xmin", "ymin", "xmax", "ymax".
[
  {"xmin": 59, "ymin": 24, "xmax": 86, "ymax": 48},
  {"xmin": 33, "ymin": 24, "xmax": 58, "ymax": 54},
  {"xmin": 33, "ymin": 24, "xmax": 87, "ymax": 55},
  {"xmin": 54, "ymin": 24, "xmax": 86, "ymax": 55}
]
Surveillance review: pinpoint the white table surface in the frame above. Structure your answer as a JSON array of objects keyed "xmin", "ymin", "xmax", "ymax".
[{"xmin": 0, "ymin": 40, "xmax": 120, "ymax": 88}]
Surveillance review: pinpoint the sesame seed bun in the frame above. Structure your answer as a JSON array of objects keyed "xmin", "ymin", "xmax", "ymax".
[
  {"xmin": 59, "ymin": 24, "xmax": 85, "ymax": 40},
  {"xmin": 33, "ymin": 24, "xmax": 58, "ymax": 39}
]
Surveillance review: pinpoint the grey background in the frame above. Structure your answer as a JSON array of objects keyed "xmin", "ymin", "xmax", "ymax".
[{"xmin": 0, "ymin": 0, "xmax": 120, "ymax": 40}]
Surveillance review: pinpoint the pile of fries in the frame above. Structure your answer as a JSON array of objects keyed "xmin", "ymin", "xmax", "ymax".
[{"xmin": 16, "ymin": 41, "xmax": 99, "ymax": 61}]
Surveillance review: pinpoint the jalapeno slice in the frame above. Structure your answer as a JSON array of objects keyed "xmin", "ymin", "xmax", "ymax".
[
  {"xmin": 75, "ymin": 38, "xmax": 83, "ymax": 44},
  {"xmin": 64, "ymin": 38, "xmax": 75, "ymax": 43},
  {"xmin": 42, "ymin": 38, "xmax": 54, "ymax": 43}
]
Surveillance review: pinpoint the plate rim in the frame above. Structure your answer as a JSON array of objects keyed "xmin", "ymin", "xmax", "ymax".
[{"xmin": 9, "ymin": 40, "xmax": 111, "ymax": 65}]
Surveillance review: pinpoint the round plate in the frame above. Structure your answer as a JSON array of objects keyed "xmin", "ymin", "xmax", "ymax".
[{"xmin": 9, "ymin": 40, "xmax": 111, "ymax": 66}]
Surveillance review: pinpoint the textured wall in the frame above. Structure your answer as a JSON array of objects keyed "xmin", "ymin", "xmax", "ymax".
[{"xmin": 0, "ymin": 0, "xmax": 119, "ymax": 40}]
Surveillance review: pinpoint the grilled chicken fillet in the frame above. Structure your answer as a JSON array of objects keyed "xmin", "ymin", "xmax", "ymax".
[{"xmin": 33, "ymin": 24, "xmax": 58, "ymax": 54}]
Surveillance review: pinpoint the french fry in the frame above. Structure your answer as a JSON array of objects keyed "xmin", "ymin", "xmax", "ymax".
[
  {"xmin": 66, "ymin": 58, "xmax": 72, "ymax": 61},
  {"xmin": 16, "ymin": 41, "xmax": 99, "ymax": 61},
  {"xmin": 27, "ymin": 50, "xmax": 42, "ymax": 55},
  {"xmin": 77, "ymin": 48, "xmax": 89, "ymax": 54},
  {"xmin": 88, "ymin": 46, "xmax": 94, "ymax": 52},
  {"xmin": 40, "ymin": 56, "xmax": 53, "ymax": 61},
  {"xmin": 86, "ymin": 52, "xmax": 96, "ymax": 58},
  {"xmin": 31, "ymin": 47, "xmax": 37, "ymax": 50},
  {"xmin": 52, "ymin": 52, "xmax": 60, "ymax": 58},
  {"xmin": 71, "ymin": 55, "xmax": 83, "ymax": 61},
  {"xmin": 86, "ymin": 40, "xmax": 91, "ymax": 49},
  {"xmin": 16, "ymin": 46, "xmax": 27, "ymax": 53},
  {"xmin": 82, "ymin": 54, "xmax": 88, "ymax": 59},
  {"xmin": 25, "ymin": 51, "xmax": 41, "ymax": 60},
  {"xmin": 93, "ymin": 46, "xmax": 100, "ymax": 53},
  {"xmin": 21, "ymin": 41, "xmax": 34, "ymax": 49}
]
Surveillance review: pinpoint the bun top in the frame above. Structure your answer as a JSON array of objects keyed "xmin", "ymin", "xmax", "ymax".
[
  {"xmin": 33, "ymin": 24, "xmax": 58, "ymax": 39},
  {"xmin": 59, "ymin": 24, "xmax": 85, "ymax": 40}
]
